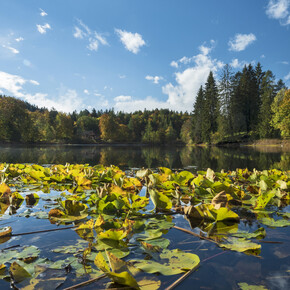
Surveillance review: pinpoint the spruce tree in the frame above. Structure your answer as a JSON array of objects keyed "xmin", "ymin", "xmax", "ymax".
[
  {"xmin": 202, "ymin": 71, "xmax": 219, "ymax": 142},
  {"xmin": 192, "ymin": 86, "xmax": 204, "ymax": 143},
  {"xmin": 218, "ymin": 64, "xmax": 233, "ymax": 136},
  {"xmin": 258, "ymin": 70, "xmax": 276, "ymax": 138}
]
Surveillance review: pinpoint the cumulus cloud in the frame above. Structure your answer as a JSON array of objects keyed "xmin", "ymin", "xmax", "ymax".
[
  {"xmin": 115, "ymin": 29, "xmax": 146, "ymax": 54},
  {"xmin": 145, "ymin": 75, "xmax": 164, "ymax": 84},
  {"xmin": 161, "ymin": 42, "xmax": 224, "ymax": 111},
  {"xmin": 266, "ymin": 0, "xmax": 290, "ymax": 25},
  {"xmin": 83, "ymin": 89, "xmax": 89, "ymax": 95},
  {"xmin": 0, "ymin": 71, "xmax": 84, "ymax": 113},
  {"xmin": 114, "ymin": 41, "xmax": 224, "ymax": 112},
  {"xmin": 228, "ymin": 33, "xmax": 256, "ymax": 51},
  {"xmin": 40, "ymin": 8, "xmax": 48, "ymax": 17},
  {"xmin": 73, "ymin": 19, "xmax": 108, "ymax": 51},
  {"xmin": 36, "ymin": 23, "xmax": 51, "ymax": 34}
]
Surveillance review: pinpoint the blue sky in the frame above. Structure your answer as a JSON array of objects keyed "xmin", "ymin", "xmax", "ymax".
[{"xmin": 0, "ymin": 0, "xmax": 289, "ymax": 113}]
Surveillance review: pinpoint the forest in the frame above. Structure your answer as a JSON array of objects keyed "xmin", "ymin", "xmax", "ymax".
[{"xmin": 0, "ymin": 63, "xmax": 289, "ymax": 145}]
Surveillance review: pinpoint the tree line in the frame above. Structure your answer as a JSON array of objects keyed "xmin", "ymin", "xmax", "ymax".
[
  {"xmin": 0, "ymin": 62, "xmax": 289, "ymax": 145},
  {"xmin": 0, "ymin": 96, "xmax": 188, "ymax": 144}
]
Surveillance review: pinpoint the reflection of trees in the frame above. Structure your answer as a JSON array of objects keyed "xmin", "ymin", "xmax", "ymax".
[
  {"xmin": 271, "ymin": 153, "xmax": 290, "ymax": 171},
  {"xmin": 141, "ymin": 146, "xmax": 180, "ymax": 168},
  {"xmin": 0, "ymin": 145, "xmax": 287, "ymax": 171}
]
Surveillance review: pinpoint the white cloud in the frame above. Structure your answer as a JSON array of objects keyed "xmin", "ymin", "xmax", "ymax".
[
  {"xmin": 284, "ymin": 72, "xmax": 290, "ymax": 80},
  {"xmin": 0, "ymin": 71, "xmax": 84, "ymax": 113},
  {"xmin": 15, "ymin": 37, "xmax": 24, "ymax": 42},
  {"xmin": 40, "ymin": 8, "xmax": 48, "ymax": 17},
  {"xmin": 261, "ymin": 54, "xmax": 266, "ymax": 59},
  {"xmin": 2, "ymin": 44, "xmax": 19, "ymax": 54},
  {"xmin": 119, "ymin": 74, "xmax": 126, "ymax": 79},
  {"xmin": 170, "ymin": 61, "xmax": 178, "ymax": 68},
  {"xmin": 114, "ymin": 96, "xmax": 173, "ymax": 113},
  {"xmin": 114, "ymin": 95, "xmax": 132, "ymax": 102},
  {"xmin": 73, "ymin": 26, "xmax": 85, "ymax": 39},
  {"xmin": 266, "ymin": 0, "xmax": 289, "ymax": 18},
  {"xmin": 115, "ymin": 29, "xmax": 146, "ymax": 54},
  {"xmin": 230, "ymin": 58, "xmax": 248, "ymax": 69},
  {"xmin": 162, "ymin": 42, "xmax": 223, "ymax": 111},
  {"xmin": 145, "ymin": 75, "xmax": 163, "ymax": 84},
  {"xmin": 280, "ymin": 60, "xmax": 289, "ymax": 64},
  {"xmin": 87, "ymin": 38, "xmax": 99, "ymax": 51},
  {"xmin": 228, "ymin": 33, "xmax": 256, "ymax": 51},
  {"xmin": 36, "ymin": 23, "xmax": 51, "ymax": 34},
  {"xmin": 73, "ymin": 19, "xmax": 108, "ymax": 52},
  {"xmin": 266, "ymin": 0, "xmax": 290, "ymax": 25},
  {"xmin": 30, "ymin": 80, "xmax": 39, "ymax": 86},
  {"xmin": 84, "ymin": 89, "xmax": 89, "ymax": 95},
  {"xmin": 114, "ymin": 41, "xmax": 223, "ymax": 112}
]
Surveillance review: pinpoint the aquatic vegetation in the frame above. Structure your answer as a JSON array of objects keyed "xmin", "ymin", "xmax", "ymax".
[{"xmin": 0, "ymin": 163, "xmax": 289, "ymax": 289}]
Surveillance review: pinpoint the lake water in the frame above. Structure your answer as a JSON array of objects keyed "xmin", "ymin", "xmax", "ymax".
[
  {"xmin": 0, "ymin": 144, "xmax": 289, "ymax": 171},
  {"xmin": 0, "ymin": 144, "xmax": 289, "ymax": 289}
]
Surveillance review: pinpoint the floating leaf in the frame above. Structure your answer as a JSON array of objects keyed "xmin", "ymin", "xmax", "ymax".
[
  {"xmin": 98, "ymin": 228, "xmax": 127, "ymax": 241},
  {"xmin": 9, "ymin": 262, "xmax": 31, "ymax": 283},
  {"xmin": 259, "ymin": 217, "xmax": 290, "ymax": 228},
  {"xmin": 231, "ymin": 227, "xmax": 266, "ymax": 240},
  {"xmin": 133, "ymin": 249, "xmax": 200, "ymax": 275},
  {"xmin": 219, "ymin": 237, "xmax": 261, "ymax": 253},
  {"xmin": 148, "ymin": 189, "xmax": 172, "ymax": 211},
  {"xmin": 238, "ymin": 282, "xmax": 268, "ymax": 290},
  {"xmin": 94, "ymin": 252, "xmax": 110, "ymax": 272},
  {"xmin": 107, "ymin": 271, "xmax": 140, "ymax": 289}
]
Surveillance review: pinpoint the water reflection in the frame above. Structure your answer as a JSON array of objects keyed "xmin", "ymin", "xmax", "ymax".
[{"xmin": 0, "ymin": 144, "xmax": 289, "ymax": 171}]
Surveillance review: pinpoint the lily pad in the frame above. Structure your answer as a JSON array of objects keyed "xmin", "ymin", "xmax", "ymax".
[
  {"xmin": 133, "ymin": 249, "xmax": 200, "ymax": 275},
  {"xmin": 219, "ymin": 237, "xmax": 261, "ymax": 253}
]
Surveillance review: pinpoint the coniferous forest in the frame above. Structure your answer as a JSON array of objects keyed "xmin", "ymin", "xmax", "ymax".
[{"xmin": 0, "ymin": 63, "xmax": 289, "ymax": 145}]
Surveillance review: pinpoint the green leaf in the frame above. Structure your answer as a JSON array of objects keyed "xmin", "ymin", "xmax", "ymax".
[
  {"xmin": 219, "ymin": 237, "xmax": 261, "ymax": 253},
  {"xmin": 9, "ymin": 262, "xmax": 31, "ymax": 283},
  {"xmin": 259, "ymin": 217, "xmax": 290, "ymax": 228},
  {"xmin": 107, "ymin": 271, "xmax": 140, "ymax": 289},
  {"xmin": 232, "ymin": 227, "xmax": 266, "ymax": 240},
  {"xmin": 133, "ymin": 249, "xmax": 200, "ymax": 275},
  {"xmin": 98, "ymin": 228, "xmax": 127, "ymax": 241},
  {"xmin": 148, "ymin": 189, "xmax": 172, "ymax": 210},
  {"xmin": 94, "ymin": 252, "xmax": 110, "ymax": 272},
  {"xmin": 254, "ymin": 191, "xmax": 275, "ymax": 210},
  {"xmin": 238, "ymin": 282, "xmax": 268, "ymax": 290}
]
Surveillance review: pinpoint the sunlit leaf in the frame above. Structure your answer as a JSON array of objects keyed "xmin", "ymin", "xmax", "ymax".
[{"xmin": 9, "ymin": 262, "xmax": 31, "ymax": 283}]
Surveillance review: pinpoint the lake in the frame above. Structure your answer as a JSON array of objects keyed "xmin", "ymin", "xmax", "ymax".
[
  {"xmin": 0, "ymin": 144, "xmax": 289, "ymax": 171},
  {"xmin": 0, "ymin": 144, "xmax": 289, "ymax": 290}
]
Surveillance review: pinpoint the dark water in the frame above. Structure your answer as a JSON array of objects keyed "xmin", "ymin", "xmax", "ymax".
[
  {"xmin": 0, "ymin": 144, "xmax": 289, "ymax": 289},
  {"xmin": 0, "ymin": 144, "xmax": 289, "ymax": 171}
]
